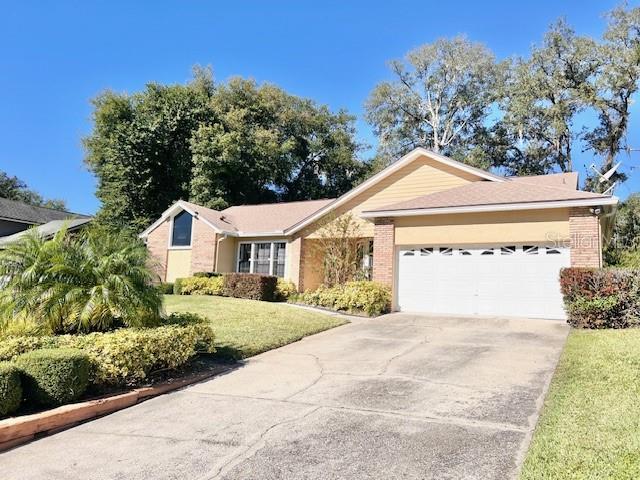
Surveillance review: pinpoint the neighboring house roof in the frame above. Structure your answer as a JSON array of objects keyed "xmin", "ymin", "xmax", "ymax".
[
  {"xmin": 0, "ymin": 218, "xmax": 92, "ymax": 246},
  {"xmin": 0, "ymin": 197, "xmax": 89, "ymax": 225},
  {"xmin": 361, "ymin": 178, "xmax": 616, "ymax": 217},
  {"xmin": 222, "ymin": 199, "xmax": 335, "ymax": 234},
  {"xmin": 140, "ymin": 147, "xmax": 618, "ymax": 237},
  {"xmin": 508, "ymin": 172, "xmax": 579, "ymax": 190}
]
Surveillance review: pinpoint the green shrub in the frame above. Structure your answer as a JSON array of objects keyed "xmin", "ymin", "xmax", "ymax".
[
  {"xmin": 0, "ymin": 320, "xmax": 216, "ymax": 386},
  {"xmin": 15, "ymin": 348, "xmax": 91, "ymax": 407},
  {"xmin": 560, "ymin": 268, "xmax": 640, "ymax": 328},
  {"xmin": 158, "ymin": 282, "xmax": 174, "ymax": 295},
  {"xmin": 0, "ymin": 363, "xmax": 22, "ymax": 417},
  {"xmin": 0, "ymin": 227, "xmax": 162, "ymax": 334},
  {"xmin": 193, "ymin": 272, "xmax": 221, "ymax": 278},
  {"xmin": 275, "ymin": 279, "xmax": 297, "ymax": 301},
  {"xmin": 223, "ymin": 273, "xmax": 277, "ymax": 301},
  {"xmin": 297, "ymin": 281, "xmax": 391, "ymax": 316},
  {"xmin": 173, "ymin": 278, "xmax": 185, "ymax": 295},
  {"xmin": 179, "ymin": 276, "xmax": 224, "ymax": 296}
]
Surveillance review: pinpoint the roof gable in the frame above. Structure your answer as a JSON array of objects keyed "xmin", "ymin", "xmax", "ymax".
[{"xmin": 285, "ymin": 148, "xmax": 504, "ymax": 234}]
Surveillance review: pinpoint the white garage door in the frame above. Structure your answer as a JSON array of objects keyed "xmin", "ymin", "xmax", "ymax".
[{"xmin": 396, "ymin": 245, "xmax": 570, "ymax": 319}]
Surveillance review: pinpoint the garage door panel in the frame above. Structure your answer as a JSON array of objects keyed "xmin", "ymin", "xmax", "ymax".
[{"xmin": 397, "ymin": 245, "xmax": 569, "ymax": 319}]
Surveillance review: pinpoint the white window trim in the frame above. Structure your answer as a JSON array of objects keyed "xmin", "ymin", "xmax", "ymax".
[
  {"xmin": 167, "ymin": 211, "xmax": 194, "ymax": 250},
  {"xmin": 236, "ymin": 241, "xmax": 287, "ymax": 277}
]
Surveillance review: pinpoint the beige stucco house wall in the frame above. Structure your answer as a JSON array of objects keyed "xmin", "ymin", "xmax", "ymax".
[{"xmin": 141, "ymin": 148, "xmax": 615, "ymax": 301}]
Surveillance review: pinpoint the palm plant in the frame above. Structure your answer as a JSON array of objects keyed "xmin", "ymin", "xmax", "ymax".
[{"xmin": 0, "ymin": 226, "xmax": 162, "ymax": 334}]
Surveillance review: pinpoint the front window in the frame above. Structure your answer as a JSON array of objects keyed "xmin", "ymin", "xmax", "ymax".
[
  {"xmin": 237, "ymin": 241, "xmax": 287, "ymax": 277},
  {"xmin": 238, "ymin": 244, "xmax": 251, "ymax": 272},
  {"xmin": 171, "ymin": 210, "xmax": 192, "ymax": 247},
  {"xmin": 358, "ymin": 239, "xmax": 374, "ymax": 280}
]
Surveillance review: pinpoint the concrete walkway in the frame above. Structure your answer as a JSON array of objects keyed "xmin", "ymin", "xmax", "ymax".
[{"xmin": 1, "ymin": 314, "xmax": 568, "ymax": 480}]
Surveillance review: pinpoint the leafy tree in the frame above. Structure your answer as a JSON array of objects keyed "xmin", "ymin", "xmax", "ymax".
[
  {"xmin": 0, "ymin": 226, "xmax": 162, "ymax": 334},
  {"xmin": 365, "ymin": 36, "xmax": 502, "ymax": 165},
  {"xmin": 605, "ymin": 193, "xmax": 640, "ymax": 266},
  {"xmin": 496, "ymin": 20, "xmax": 599, "ymax": 175},
  {"xmin": 582, "ymin": 6, "xmax": 640, "ymax": 191},
  {"xmin": 84, "ymin": 68, "xmax": 215, "ymax": 230},
  {"xmin": 190, "ymin": 78, "xmax": 364, "ymax": 208},
  {"xmin": 86, "ymin": 70, "xmax": 365, "ymax": 228},
  {"xmin": 0, "ymin": 170, "xmax": 67, "ymax": 210}
]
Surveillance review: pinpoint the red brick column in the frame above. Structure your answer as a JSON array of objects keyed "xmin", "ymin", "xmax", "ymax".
[
  {"xmin": 373, "ymin": 218, "xmax": 395, "ymax": 287},
  {"xmin": 569, "ymin": 207, "xmax": 601, "ymax": 268},
  {"xmin": 190, "ymin": 217, "xmax": 217, "ymax": 274},
  {"xmin": 146, "ymin": 219, "xmax": 170, "ymax": 282}
]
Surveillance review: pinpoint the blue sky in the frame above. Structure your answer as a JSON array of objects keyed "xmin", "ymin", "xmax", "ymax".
[{"xmin": 1, "ymin": 0, "xmax": 638, "ymax": 215}]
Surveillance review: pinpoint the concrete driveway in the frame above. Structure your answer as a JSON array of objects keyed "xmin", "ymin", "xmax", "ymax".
[{"xmin": 1, "ymin": 313, "xmax": 568, "ymax": 480}]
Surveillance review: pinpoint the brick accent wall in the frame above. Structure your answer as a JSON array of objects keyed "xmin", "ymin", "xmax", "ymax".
[
  {"xmin": 569, "ymin": 207, "xmax": 601, "ymax": 268},
  {"xmin": 146, "ymin": 218, "xmax": 170, "ymax": 282},
  {"xmin": 373, "ymin": 219, "xmax": 395, "ymax": 288},
  {"xmin": 190, "ymin": 217, "xmax": 217, "ymax": 274}
]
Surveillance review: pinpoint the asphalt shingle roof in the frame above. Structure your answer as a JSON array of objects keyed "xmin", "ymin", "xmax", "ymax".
[{"xmin": 0, "ymin": 197, "xmax": 89, "ymax": 225}]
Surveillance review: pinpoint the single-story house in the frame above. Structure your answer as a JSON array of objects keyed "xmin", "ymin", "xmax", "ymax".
[
  {"xmin": 141, "ymin": 147, "xmax": 617, "ymax": 319},
  {"xmin": 0, "ymin": 197, "xmax": 91, "ymax": 245}
]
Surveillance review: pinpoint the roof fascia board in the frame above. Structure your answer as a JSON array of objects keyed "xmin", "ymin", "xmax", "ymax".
[
  {"xmin": 285, "ymin": 147, "xmax": 504, "ymax": 235},
  {"xmin": 360, "ymin": 197, "xmax": 619, "ymax": 218}
]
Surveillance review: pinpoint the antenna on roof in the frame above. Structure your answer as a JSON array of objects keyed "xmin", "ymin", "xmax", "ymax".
[{"xmin": 589, "ymin": 162, "xmax": 621, "ymax": 194}]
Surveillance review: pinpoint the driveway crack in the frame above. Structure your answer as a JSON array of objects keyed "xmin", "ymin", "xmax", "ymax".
[{"xmin": 203, "ymin": 405, "xmax": 322, "ymax": 480}]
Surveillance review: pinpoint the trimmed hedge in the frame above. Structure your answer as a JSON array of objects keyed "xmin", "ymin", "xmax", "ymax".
[
  {"xmin": 179, "ymin": 276, "xmax": 224, "ymax": 296},
  {"xmin": 15, "ymin": 348, "xmax": 91, "ymax": 407},
  {"xmin": 560, "ymin": 268, "xmax": 640, "ymax": 328},
  {"xmin": 276, "ymin": 279, "xmax": 297, "ymax": 301},
  {"xmin": 296, "ymin": 281, "xmax": 391, "ymax": 316},
  {"xmin": 223, "ymin": 273, "xmax": 278, "ymax": 301},
  {"xmin": 0, "ymin": 320, "xmax": 216, "ymax": 386},
  {"xmin": 193, "ymin": 272, "xmax": 221, "ymax": 278},
  {"xmin": 0, "ymin": 362, "xmax": 22, "ymax": 417},
  {"xmin": 158, "ymin": 282, "xmax": 174, "ymax": 295}
]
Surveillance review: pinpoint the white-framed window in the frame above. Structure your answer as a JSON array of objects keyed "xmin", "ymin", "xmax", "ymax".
[
  {"xmin": 237, "ymin": 241, "xmax": 287, "ymax": 277},
  {"xmin": 170, "ymin": 210, "xmax": 193, "ymax": 248},
  {"xmin": 357, "ymin": 239, "xmax": 374, "ymax": 280}
]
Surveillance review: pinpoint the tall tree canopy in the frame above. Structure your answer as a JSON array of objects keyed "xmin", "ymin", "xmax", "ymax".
[
  {"xmin": 495, "ymin": 20, "xmax": 599, "ymax": 175},
  {"xmin": 365, "ymin": 36, "xmax": 502, "ymax": 168},
  {"xmin": 366, "ymin": 4, "xmax": 640, "ymax": 186},
  {"xmin": 190, "ymin": 77, "xmax": 363, "ymax": 209},
  {"xmin": 0, "ymin": 170, "xmax": 66, "ymax": 210},
  {"xmin": 85, "ymin": 70, "xmax": 365, "ymax": 230},
  {"xmin": 84, "ymin": 70, "xmax": 214, "ymax": 230}
]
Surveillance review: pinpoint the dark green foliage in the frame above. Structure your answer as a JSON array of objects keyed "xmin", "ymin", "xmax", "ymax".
[
  {"xmin": 0, "ymin": 362, "xmax": 22, "ymax": 417},
  {"xmin": 192, "ymin": 272, "xmax": 221, "ymax": 278},
  {"xmin": 84, "ymin": 68, "xmax": 215, "ymax": 230},
  {"xmin": 560, "ymin": 268, "xmax": 640, "ymax": 328},
  {"xmin": 605, "ymin": 194, "xmax": 640, "ymax": 267},
  {"xmin": 222, "ymin": 273, "xmax": 277, "ymax": 301},
  {"xmin": 158, "ymin": 282, "xmax": 174, "ymax": 294},
  {"xmin": 0, "ymin": 226, "xmax": 163, "ymax": 334},
  {"xmin": 15, "ymin": 349, "xmax": 91, "ymax": 407},
  {"xmin": 84, "ymin": 69, "xmax": 367, "ymax": 230},
  {"xmin": 0, "ymin": 170, "xmax": 67, "ymax": 210}
]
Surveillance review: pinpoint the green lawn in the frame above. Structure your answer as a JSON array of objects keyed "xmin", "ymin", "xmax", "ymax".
[
  {"xmin": 164, "ymin": 295, "xmax": 347, "ymax": 359},
  {"xmin": 521, "ymin": 329, "xmax": 640, "ymax": 479}
]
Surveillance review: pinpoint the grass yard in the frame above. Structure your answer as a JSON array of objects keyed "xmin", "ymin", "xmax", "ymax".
[
  {"xmin": 521, "ymin": 329, "xmax": 640, "ymax": 480},
  {"xmin": 164, "ymin": 295, "xmax": 347, "ymax": 359}
]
